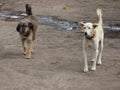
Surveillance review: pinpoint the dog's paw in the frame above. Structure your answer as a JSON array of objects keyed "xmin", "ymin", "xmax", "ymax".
[
  {"xmin": 91, "ymin": 59, "xmax": 94, "ymax": 62},
  {"xmin": 97, "ymin": 61, "xmax": 102, "ymax": 65},
  {"xmin": 91, "ymin": 67, "xmax": 96, "ymax": 71},
  {"xmin": 25, "ymin": 55, "xmax": 31, "ymax": 59},
  {"xmin": 83, "ymin": 68, "xmax": 88, "ymax": 72},
  {"xmin": 31, "ymin": 50, "xmax": 34, "ymax": 54},
  {"xmin": 23, "ymin": 52, "xmax": 27, "ymax": 55}
]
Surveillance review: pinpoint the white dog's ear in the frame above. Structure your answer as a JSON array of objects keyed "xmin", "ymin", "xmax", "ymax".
[
  {"xmin": 79, "ymin": 22, "xmax": 85, "ymax": 27},
  {"xmin": 93, "ymin": 24, "xmax": 98, "ymax": 29},
  {"xmin": 79, "ymin": 22, "xmax": 85, "ymax": 33}
]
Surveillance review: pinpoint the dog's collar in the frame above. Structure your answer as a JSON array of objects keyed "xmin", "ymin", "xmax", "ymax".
[{"xmin": 85, "ymin": 33, "xmax": 95, "ymax": 40}]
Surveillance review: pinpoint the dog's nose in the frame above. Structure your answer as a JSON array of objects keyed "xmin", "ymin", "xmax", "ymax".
[{"xmin": 84, "ymin": 32, "xmax": 87, "ymax": 36}]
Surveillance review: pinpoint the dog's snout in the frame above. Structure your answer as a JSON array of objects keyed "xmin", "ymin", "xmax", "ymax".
[{"xmin": 85, "ymin": 32, "xmax": 87, "ymax": 36}]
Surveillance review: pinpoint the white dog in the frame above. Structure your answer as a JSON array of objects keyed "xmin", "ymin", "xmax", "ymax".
[{"xmin": 80, "ymin": 9, "xmax": 104, "ymax": 72}]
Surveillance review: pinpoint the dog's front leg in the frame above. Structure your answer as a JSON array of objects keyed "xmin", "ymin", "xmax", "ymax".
[
  {"xmin": 83, "ymin": 38, "xmax": 88, "ymax": 72},
  {"xmin": 21, "ymin": 39, "xmax": 27, "ymax": 55},
  {"xmin": 25, "ymin": 39, "xmax": 32, "ymax": 59},
  {"xmin": 91, "ymin": 41, "xmax": 99, "ymax": 71}
]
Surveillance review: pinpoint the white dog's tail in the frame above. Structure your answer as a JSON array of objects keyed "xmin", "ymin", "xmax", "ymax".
[{"xmin": 96, "ymin": 8, "xmax": 103, "ymax": 25}]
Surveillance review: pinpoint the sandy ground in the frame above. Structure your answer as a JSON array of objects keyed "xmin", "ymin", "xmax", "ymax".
[{"xmin": 0, "ymin": 0, "xmax": 120, "ymax": 90}]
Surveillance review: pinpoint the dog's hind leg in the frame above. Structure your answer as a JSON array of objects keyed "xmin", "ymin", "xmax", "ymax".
[
  {"xmin": 83, "ymin": 38, "xmax": 88, "ymax": 72},
  {"xmin": 31, "ymin": 40, "xmax": 35, "ymax": 53},
  {"xmin": 97, "ymin": 38, "xmax": 104, "ymax": 65},
  {"xmin": 91, "ymin": 41, "xmax": 99, "ymax": 71}
]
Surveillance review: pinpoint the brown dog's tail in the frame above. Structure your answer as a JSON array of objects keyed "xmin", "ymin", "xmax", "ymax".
[
  {"xmin": 96, "ymin": 8, "xmax": 103, "ymax": 25},
  {"xmin": 25, "ymin": 4, "xmax": 32, "ymax": 15}
]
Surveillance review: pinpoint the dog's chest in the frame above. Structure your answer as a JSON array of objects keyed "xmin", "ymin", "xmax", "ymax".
[
  {"xmin": 86, "ymin": 40, "xmax": 94, "ymax": 48},
  {"xmin": 20, "ymin": 33, "xmax": 33, "ymax": 40}
]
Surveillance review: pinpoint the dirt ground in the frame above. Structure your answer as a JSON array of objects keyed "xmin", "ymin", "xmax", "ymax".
[{"xmin": 0, "ymin": 0, "xmax": 120, "ymax": 90}]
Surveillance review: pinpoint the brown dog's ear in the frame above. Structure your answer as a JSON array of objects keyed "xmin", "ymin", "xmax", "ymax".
[
  {"xmin": 16, "ymin": 24, "xmax": 21, "ymax": 32},
  {"xmin": 28, "ymin": 22, "xmax": 34, "ymax": 30},
  {"xmin": 93, "ymin": 24, "xmax": 98, "ymax": 29}
]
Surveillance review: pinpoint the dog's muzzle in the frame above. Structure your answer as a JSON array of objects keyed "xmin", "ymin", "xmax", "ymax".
[
  {"xmin": 19, "ymin": 29, "xmax": 30, "ymax": 37},
  {"xmin": 85, "ymin": 33, "xmax": 95, "ymax": 40},
  {"xmin": 23, "ymin": 31, "xmax": 30, "ymax": 37},
  {"xmin": 84, "ymin": 32, "xmax": 87, "ymax": 36}
]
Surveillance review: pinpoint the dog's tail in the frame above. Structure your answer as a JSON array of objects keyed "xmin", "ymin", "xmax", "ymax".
[
  {"xmin": 96, "ymin": 8, "xmax": 103, "ymax": 25},
  {"xmin": 25, "ymin": 4, "xmax": 32, "ymax": 15}
]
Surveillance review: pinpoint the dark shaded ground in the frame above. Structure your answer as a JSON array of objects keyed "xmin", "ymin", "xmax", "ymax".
[{"xmin": 0, "ymin": 0, "xmax": 120, "ymax": 90}]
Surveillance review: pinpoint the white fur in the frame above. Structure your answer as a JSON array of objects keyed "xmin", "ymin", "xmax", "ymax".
[{"xmin": 80, "ymin": 8, "xmax": 104, "ymax": 72}]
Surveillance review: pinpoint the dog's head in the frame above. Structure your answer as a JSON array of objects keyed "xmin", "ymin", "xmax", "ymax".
[
  {"xmin": 80, "ymin": 22, "xmax": 98, "ymax": 39},
  {"xmin": 16, "ymin": 21, "xmax": 34, "ymax": 37}
]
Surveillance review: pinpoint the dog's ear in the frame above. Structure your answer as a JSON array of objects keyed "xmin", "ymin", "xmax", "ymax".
[
  {"xmin": 93, "ymin": 24, "xmax": 98, "ymax": 29},
  {"xmin": 79, "ymin": 22, "xmax": 85, "ymax": 27},
  {"xmin": 28, "ymin": 22, "xmax": 34, "ymax": 30},
  {"xmin": 16, "ymin": 24, "xmax": 21, "ymax": 32},
  {"xmin": 79, "ymin": 22, "xmax": 85, "ymax": 33}
]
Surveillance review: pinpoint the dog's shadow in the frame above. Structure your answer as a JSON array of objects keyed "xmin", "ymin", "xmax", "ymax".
[{"xmin": 0, "ymin": 50, "xmax": 23, "ymax": 60}]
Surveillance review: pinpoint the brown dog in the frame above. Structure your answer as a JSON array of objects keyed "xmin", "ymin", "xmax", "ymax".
[{"xmin": 16, "ymin": 4, "xmax": 38, "ymax": 59}]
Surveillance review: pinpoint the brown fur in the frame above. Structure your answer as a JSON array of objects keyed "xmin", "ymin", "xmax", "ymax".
[{"xmin": 16, "ymin": 4, "xmax": 38, "ymax": 59}]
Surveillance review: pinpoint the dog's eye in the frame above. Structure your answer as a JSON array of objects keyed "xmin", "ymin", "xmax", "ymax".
[
  {"xmin": 88, "ymin": 27, "xmax": 91, "ymax": 29},
  {"xmin": 84, "ymin": 27, "xmax": 86, "ymax": 29}
]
